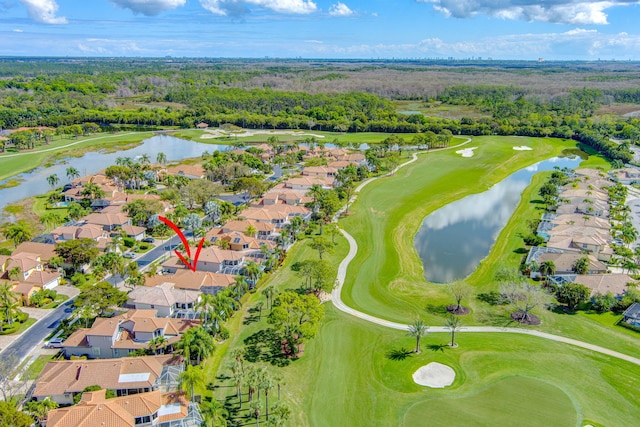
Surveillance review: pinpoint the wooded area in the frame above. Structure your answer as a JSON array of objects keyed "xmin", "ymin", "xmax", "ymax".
[{"xmin": 1, "ymin": 58, "xmax": 640, "ymax": 162}]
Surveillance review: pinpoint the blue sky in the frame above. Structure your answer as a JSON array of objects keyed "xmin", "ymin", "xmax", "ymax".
[{"xmin": 1, "ymin": 1, "xmax": 640, "ymax": 59}]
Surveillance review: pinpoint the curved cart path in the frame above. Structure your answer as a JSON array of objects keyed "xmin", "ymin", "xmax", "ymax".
[{"xmin": 331, "ymin": 141, "xmax": 640, "ymax": 367}]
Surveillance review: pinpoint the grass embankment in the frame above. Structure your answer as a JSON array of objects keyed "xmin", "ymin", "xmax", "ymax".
[
  {"xmin": 0, "ymin": 132, "xmax": 154, "ymax": 181},
  {"xmin": 282, "ymin": 307, "xmax": 639, "ymax": 426}
]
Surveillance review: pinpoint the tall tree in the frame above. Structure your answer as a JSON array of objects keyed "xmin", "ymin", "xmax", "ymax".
[
  {"xmin": 2, "ymin": 220, "xmax": 34, "ymax": 246},
  {"xmin": 445, "ymin": 315, "xmax": 462, "ymax": 347},
  {"xmin": 179, "ymin": 364, "xmax": 206, "ymax": 402},
  {"xmin": 407, "ymin": 319, "xmax": 428, "ymax": 354},
  {"xmin": 66, "ymin": 166, "xmax": 80, "ymax": 182},
  {"xmin": 309, "ymin": 236, "xmax": 334, "ymax": 260},
  {"xmin": 46, "ymin": 173, "xmax": 60, "ymax": 189}
]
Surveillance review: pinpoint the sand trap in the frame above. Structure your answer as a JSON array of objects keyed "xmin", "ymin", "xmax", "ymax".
[
  {"xmin": 200, "ymin": 129, "xmax": 325, "ymax": 140},
  {"xmin": 456, "ymin": 147, "xmax": 478, "ymax": 157},
  {"xmin": 513, "ymin": 146, "xmax": 533, "ymax": 151},
  {"xmin": 412, "ymin": 362, "xmax": 456, "ymax": 388}
]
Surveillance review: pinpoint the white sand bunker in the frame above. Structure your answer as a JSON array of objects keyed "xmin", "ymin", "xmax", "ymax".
[
  {"xmin": 412, "ymin": 362, "xmax": 456, "ymax": 388},
  {"xmin": 455, "ymin": 147, "xmax": 478, "ymax": 157},
  {"xmin": 513, "ymin": 146, "xmax": 533, "ymax": 151}
]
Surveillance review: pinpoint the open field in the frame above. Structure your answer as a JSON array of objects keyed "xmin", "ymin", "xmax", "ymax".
[
  {"xmin": 0, "ymin": 132, "xmax": 154, "ymax": 181},
  {"xmin": 279, "ymin": 307, "xmax": 640, "ymax": 426},
  {"xmin": 395, "ymin": 100, "xmax": 491, "ymax": 120}
]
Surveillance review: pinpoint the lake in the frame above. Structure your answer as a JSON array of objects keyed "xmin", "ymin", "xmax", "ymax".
[
  {"xmin": 414, "ymin": 155, "xmax": 583, "ymax": 283},
  {"xmin": 0, "ymin": 134, "xmax": 230, "ymax": 213}
]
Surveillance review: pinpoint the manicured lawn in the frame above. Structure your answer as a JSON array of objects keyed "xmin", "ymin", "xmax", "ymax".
[
  {"xmin": 281, "ymin": 307, "xmax": 640, "ymax": 426},
  {"xmin": 338, "ymin": 136, "xmax": 578, "ymax": 324},
  {"xmin": 403, "ymin": 376, "xmax": 577, "ymax": 427},
  {"xmin": 0, "ymin": 131, "xmax": 154, "ymax": 181},
  {"xmin": 170, "ymin": 129, "xmax": 424, "ymax": 145}
]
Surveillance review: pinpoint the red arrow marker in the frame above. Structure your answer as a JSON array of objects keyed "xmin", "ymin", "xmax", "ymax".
[{"xmin": 159, "ymin": 216, "xmax": 205, "ymax": 272}]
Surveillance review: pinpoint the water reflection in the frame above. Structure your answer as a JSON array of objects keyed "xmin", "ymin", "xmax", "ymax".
[
  {"xmin": 0, "ymin": 135, "xmax": 230, "ymax": 213},
  {"xmin": 415, "ymin": 156, "xmax": 582, "ymax": 283}
]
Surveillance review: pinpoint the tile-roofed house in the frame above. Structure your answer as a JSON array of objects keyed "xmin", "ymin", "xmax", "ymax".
[
  {"xmin": 127, "ymin": 282, "xmax": 200, "ymax": 317},
  {"xmin": 84, "ymin": 213, "xmax": 132, "ymax": 232},
  {"xmin": 146, "ymin": 270, "xmax": 236, "ymax": 295},
  {"xmin": 328, "ymin": 160, "xmax": 358, "ymax": 169},
  {"xmin": 549, "ymin": 214, "xmax": 611, "ymax": 230},
  {"xmin": 559, "ymin": 188, "xmax": 609, "ymax": 202},
  {"xmin": 61, "ymin": 310, "xmax": 199, "ymax": 359},
  {"xmin": 46, "ymin": 389, "xmax": 201, "ymax": 427},
  {"xmin": 571, "ymin": 273, "xmax": 636, "ymax": 297},
  {"xmin": 240, "ymin": 204, "xmax": 311, "ymax": 228},
  {"xmin": 33, "ymin": 355, "xmax": 184, "ymax": 405},
  {"xmin": 609, "ymin": 167, "xmax": 640, "ymax": 185},
  {"xmin": 2, "ymin": 252, "xmax": 41, "ymax": 280},
  {"xmin": 284, "ymin": 176, "xmax": 334, "ymax": 190},
  {"xmin": 555, "ymin": 198, "xmax": 609, "ymax": 218},
  {"xmin": 51, "ymin": 223, "xmax": 108, "ymax": 242},
  {"xmin": 302, "ymin": 166, "xmax": 338, "ymax": 178},
  {"xmin": 222, "ymin": 220, "xmax": 276, "ymax": 238},
  {"xmin": 13, "ymin": 241, "xmax": 58, "ymax": 263},
  {"xmin": 165, "ymin": 164, "xmax": 206, "ymax": 180},
  {"xmin": 535, "ymin": 253, "xmax": 607, "ymax": 276},
  {"xmin": 546, "ymin": 234, "xmax": 613, "ymax": 262},
  {"xmin": 574, "ymin": 168, "xmax": 608, "ymax": 180},
  {"xmin": 121, "ymin": 225, "xmax": 147, "ymax": 241}
]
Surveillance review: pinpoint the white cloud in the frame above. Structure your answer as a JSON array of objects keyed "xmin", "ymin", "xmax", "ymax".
[
  {"xmin": 199, "ymin": 0, "xmax": 317, "ymax": 16},
  {"xmin": 305, "ymin": 28, "xmax": 640, "ymax": 60},
  {"xmin": 13, "ymin": 29, "xmax": 24, "ymax": 32},
  {"xmin": 20, "ymin": 0, "xmax": 67, "ymax": 24},
  {"xmin": 417, "ymin": 0, "xmax": 640, "ymax": 25},
  {"xmin": 329, "ymin": 2, "xmax": 353, "ymax": 16},
  {"xmin": 108, "ymin": 0, "xmax": 186, "ymax": 16},
  {"xmin": 304, "ymin": 39, "xmax": 323, "ymax": 43}
]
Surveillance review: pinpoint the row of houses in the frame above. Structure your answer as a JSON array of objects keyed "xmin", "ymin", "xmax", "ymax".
[{"xmin": 527, "ymin": 167, "xmax": 636, "ymax": 297}]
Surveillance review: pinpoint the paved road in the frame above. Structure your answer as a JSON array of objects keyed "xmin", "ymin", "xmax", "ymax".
[
  {"xmin": 1, "ymin": 234, "xmax": 186, "ymax": 361},
  {"xmin": 1, "ymin": 299, "xmax": 76, "ymax": 361},
  {"xmin": 331, "ymin": 141, "xmax": 640, "ymax": 367}
]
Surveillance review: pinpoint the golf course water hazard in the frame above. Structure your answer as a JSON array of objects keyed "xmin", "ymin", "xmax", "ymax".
[{"xmin": 415, "ymin": 156, "xmax": 583, "ymax": 283}]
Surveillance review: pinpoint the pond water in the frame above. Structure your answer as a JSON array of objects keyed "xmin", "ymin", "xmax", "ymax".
[
  {"xmin": 0, "ymin": 134, "xmax": 230, "ymax": 213},
  {"xmin": 414, "ymin": 156, "xmax": 583, "ymax": 284}
]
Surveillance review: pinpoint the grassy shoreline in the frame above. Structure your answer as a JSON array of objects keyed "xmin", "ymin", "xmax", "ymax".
[{"xmin": 0, "ymin": 131, "xmax": 154, "ymax": 182}]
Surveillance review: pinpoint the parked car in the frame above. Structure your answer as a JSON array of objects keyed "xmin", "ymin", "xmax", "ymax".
[
  {"xmin": 123, "ymin": 252, "xmax": 137, "ymax": 259},
  {"xmin": 47, "ymin": 338, "xmax": 64, "ymax": 348},
  {"xmin": 142, "ymin": 237, "xmax": 155, "ymax": 243}
]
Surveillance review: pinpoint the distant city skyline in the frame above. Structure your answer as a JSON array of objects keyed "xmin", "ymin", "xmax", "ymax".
[{"xmin": 1, "ymin": 1, "xmax": 640, "ymax": 60}]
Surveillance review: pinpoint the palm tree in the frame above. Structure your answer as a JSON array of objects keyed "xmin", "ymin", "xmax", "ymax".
[
  {"xmin": 306, "ymin": 184, "xmax": 323, "ymax": 212},
  {"xmin": 46, "ymin": 173, "xmax": 60, "ymax": 189},
  {"xmin": 24, "ymin": 398, "xmax": 58, "ymax": 425},
  {"xmin": 249, "ymin": 400, "xmax": 262, "ymax": 427},
  {"xmin": 148, "ymin": 335, "xmax": 168, "ymax": 355},
  {"xmin": 66, "ymin": 166, "xmax": 80, "ymax": 182},
  {"xmin": 445, "ymin": 315, "xmax": 462, "ymax": 347},
  {"xmin": 81, "ymin": 182, "xmax": 105, "ymax": 200},
  {"xmin": 0, "ymin": 283, "xmax": 20, "ymax": 326},
  {"xmin": 407, "ymin": 319, "xmax": 428, "ymax": 354},
  {"xmin": 267, "ymin": 403, "xmax": 291, "ymax": 427},
  {"xmin": 538, "ymin": 260, "xmax": 556, "ymax": 278},
  {"xmin": 156, "ymin": 152, "xmax": 167, "ymax": 167},
  {"xmin": 200, "ymin": 399, "xmax": 228, "ymax": 427},
  {"xmin": 262, "ymin": 287, "xmax": 275, "ymax": 311},
  {"xmin": 245, "ymin": 261, "xmax": 261, "ymax": 286},
  {"xmin": 40, "ymin": 212, "xmax": 62, "ymax": 231},
  {"xmin": 260, "ymin": 369, "xmax": 274, "ymax": 421},
  {"xmin": 179, "ymin": 364, "xmax": 206, "ymax": 402},
  {"xmin": 232, "ymin": 369, "xmax": 244, "ymax": 409},
  {"xmin": 232, "ymin": 276, "xmax": 249, "ymax": 299},
  {"xmin": 2, "ymin": 220, "xmax": 34, "ymax": 246},
  {"xmin": 139, "ymin": 153, "xmax": 151, "ymax": 164}
]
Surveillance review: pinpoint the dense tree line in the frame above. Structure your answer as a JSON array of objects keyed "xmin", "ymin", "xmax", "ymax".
[{"xmin": 2, "ymin": 60, "xmax": 640, "ymax": 163}]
